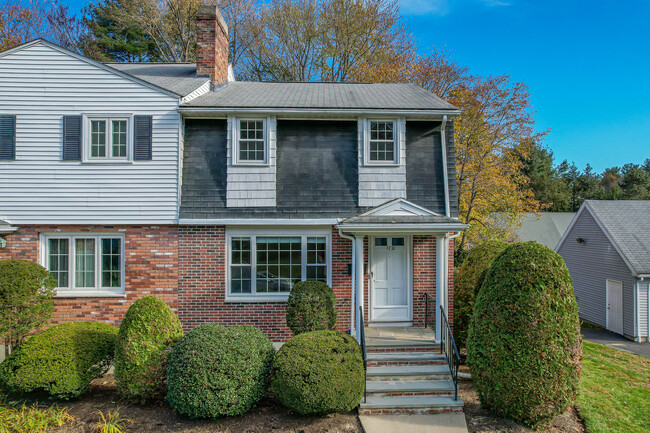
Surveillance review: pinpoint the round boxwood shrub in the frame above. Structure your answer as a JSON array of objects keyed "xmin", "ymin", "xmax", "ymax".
[
  {"xmin": 286, "ymin": 281, "xmax": 337, "ymax": 335},
  {"xmin": 114, "ymin": 296, "xmax": 183, "ymax": 403},
  {"xmin": 272, "ymin": 330, "xmax": 364, "ymax": 415},
  {"xmin": 166, "ymin": 324, "xmax": 274, "ymax": 418},
  {"xmin": 453, "ymin": 240, "xmax": 509, "ymax": 348},
  {"xmin": 0, "ymin": 321, "xmax": 118, "ymax": 399},
  {"xmin": 467, "ymin": 242, "xmax": 582, "ymax": 428}
]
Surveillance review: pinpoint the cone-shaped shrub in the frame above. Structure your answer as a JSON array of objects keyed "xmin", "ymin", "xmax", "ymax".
[
  {"xmin": 272, "ymin": 330, "xmax": 364, "ymax": 415},
  {"xmin": 0, "ymin": 321, "xmax": 117, "ymax": 399},
  {"xmin": 166, "ymin": 324, "xmax": 274, "ymax": 418},
  {"xmin": 453, "ymin": 240, "xmax": 509, "ymax": 348},
  {"xmin": 286, "ymin": 281, "xmax": 337, "ymax": 335},
  {"xmin": 114, "ymin": 296, "xmax": 183, "ymax": 402},
  {"xmin": 467, "ymin": 242, "xmax": 582, "ymax": 428}
]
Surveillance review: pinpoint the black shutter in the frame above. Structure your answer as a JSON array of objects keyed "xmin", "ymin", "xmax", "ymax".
[
  {"xmin": 63, "ymin": 115, "xmax": 82, "ymax": 161},
  {"xmin": 133, "ymin": 115, "xmax": 153, "ymax": 160},
  {"xmin": 0, "ymin": 115, "xmax": 16, "ymax": 160}
]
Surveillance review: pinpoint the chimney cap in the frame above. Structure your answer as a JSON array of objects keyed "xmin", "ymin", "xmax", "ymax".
[{"xmin": 197, "ymin": 5, "xmax": 228, "ymax": 34}]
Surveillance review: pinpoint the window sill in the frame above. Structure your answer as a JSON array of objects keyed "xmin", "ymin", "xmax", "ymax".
[
  {"xmin": 225, "ymin": 295, "xmax": 289, "ymax": 303},
  {"xmin": 55, "ymin": 290, "xmax": 126, "ymax": 298},
  {"xmin": 81, "ymin": 160, "xmax": 134, "ymax": 165},
  {"xmin": 232, "ymin": 162, "xmax": 271, "ymax": 167},
  {"xmin": 364, "ymin": 162, "xmax": 401, "ymax": 167}
]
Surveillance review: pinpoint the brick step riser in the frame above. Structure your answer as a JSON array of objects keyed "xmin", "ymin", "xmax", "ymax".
[
  {"xmin": 358, "ymin": 408, "xmax": 464, "ymax": 416},
  {"xmin": 367, "ymin": 360, "xmax": 446, "ymax": 367},
  {"xmin": 366, "ymin": 374, "xmax": 451, "ymax": 382},
  {"xmin": 367, "ymin": 347, "xmax": 441, "ymax": 354},
  {"xmin": 366, "ymin": 391, "xmax": 454, "ymax": 398}
]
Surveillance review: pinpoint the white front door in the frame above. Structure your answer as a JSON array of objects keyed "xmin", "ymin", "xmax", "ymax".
[
  {"xmin": 370, "ymin": 236, "xmax": 411, "ymax": 323},
  {"xmin": 606, "ymin": 280, "xmax": 624, "ymax": 335}
]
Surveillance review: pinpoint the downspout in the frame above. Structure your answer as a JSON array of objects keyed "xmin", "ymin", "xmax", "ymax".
[
  {"xmin": 338, "ymin": 229, "xmax": 357, "ymax": 338},
  {"xmin": 440, "ymin": 115, "xmax": 450, "ymax": 217},
  {"xmin": 634, "ymin": 279, "xmax": 639, "ymax": 341}
]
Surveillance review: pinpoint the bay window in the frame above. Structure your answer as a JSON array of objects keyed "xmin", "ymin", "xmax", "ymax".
[
  {"xmin": 227, "ymin": 231, "xmax": 330, "ymax": 300},
  {"xmin": 42, "ymin": 233, "xmax": 125, "ymax": 296}
]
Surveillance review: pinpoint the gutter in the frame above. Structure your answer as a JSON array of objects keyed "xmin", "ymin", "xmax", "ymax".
[{"xmin": 178, "ymin": 107, "xmax": 461, "ymax": 117}]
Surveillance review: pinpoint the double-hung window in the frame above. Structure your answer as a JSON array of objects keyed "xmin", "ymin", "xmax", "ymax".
[
  {"xmin": 227, "ymin": 231, "xmax": 330, "ymax": 300},
  {"xmin": 42, "ymin": 234, "xmax": 125, "ymax": 296},
  {"xmin": 86, "ymin": 116, "xmax": 130, "ymax": 161},
  {"xmin": 234, "ymin": 118, "xmax": 267, "ymax": 164},
  {"xmin": 365, "ymin": 119, "xmax": 398, "ymax": 165}
]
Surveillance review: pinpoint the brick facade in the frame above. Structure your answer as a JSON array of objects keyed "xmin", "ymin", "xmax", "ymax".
[{"xmin": 0, "ymin": 225, "xmax": 178, "ymax": 327}]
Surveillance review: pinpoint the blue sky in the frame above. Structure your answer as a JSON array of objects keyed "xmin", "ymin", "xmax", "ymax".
[{"xmin": 64, "ymin": 0, "xmax": 649, "ymax": 172}]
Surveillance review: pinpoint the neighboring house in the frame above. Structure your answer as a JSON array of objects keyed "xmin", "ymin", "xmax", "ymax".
[
  {"xmin": 557, "ymin": 200, "xmax": 650, "ymax": 342},
  {"xmin": 515, "ymin": 212, "xmax": 575, "ymax": 249},
  {"xmin": 0, "ymin": 6, "xmax": 466, "ymax": 413}
]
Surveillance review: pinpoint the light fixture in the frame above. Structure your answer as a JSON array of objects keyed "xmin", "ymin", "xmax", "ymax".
[
  {"xmin": 576, "ymin": 237, "xmax": 587, "ymax": 244},
  {"xmin": 0, "ymin": 237, "xmax": 6, "ymax": 248}
]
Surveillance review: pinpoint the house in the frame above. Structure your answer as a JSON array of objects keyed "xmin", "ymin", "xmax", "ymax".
[
  {"xmin": 0, "ymin": 5, "xmax": 466, "ymax": 413},
  {"xmin": 514, "ymin": 212, "xmax": 575, "ymax": 249},
  {"xmin": 556, "ymin": 200, "xmax": 650, "ymax": 342}
]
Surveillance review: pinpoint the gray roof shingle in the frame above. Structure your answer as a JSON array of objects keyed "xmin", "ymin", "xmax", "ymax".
[
  {"xmin": 104, "ymin": 63, "xmax": 209, "ymax": 97},
  {"xmin": 183, "ymin": 81, "xmax": 458, "ymax": 111},
  {"xmin": 585, "ymin": 200, "xmax": 650, "ymax": 275}
]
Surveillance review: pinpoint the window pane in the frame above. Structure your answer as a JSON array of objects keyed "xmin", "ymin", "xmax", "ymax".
[
  {"xmin": 101, "ymin": 238, "xmax": 121, "ymax": 288},
  {"xmin": 75, "ymin": 238, "xmax": 95, "ymax": 288},
  {"xmin": 256, "ymin": 237, "xmax": 301, "ymax": 292},
  {"xmin": 111, "ymin": 120, "xmax": 127, "ymax": 158},
  {"xmin": 231, "ymin": 237, "xmax": 252, "ymax": 293},
  {"xmin": 239, "ymin": 120, "xmax": 265, "ymax": 161},
  {"xmin": 375, "ymin": 238, "xmax": 388, "ymax": 246},
  {"xmin": 306, "ymin": 237, "xmax": 327, "ymax": 283},
  {"xmin": 48, "ymin": 238, "xmax": 69, "ymax": 287},
  {"xmin": 392, "ymin": 237, "xmax": 405, "ymax": 246},
  {"xmin": 91, "ymin": 120, "xmax": 106, "ymax": 158}
]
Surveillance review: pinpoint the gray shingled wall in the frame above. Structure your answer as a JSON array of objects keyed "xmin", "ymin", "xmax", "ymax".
[{"xmin": 405, "ymin": 121, "xmax": 445, "ymax": 214}]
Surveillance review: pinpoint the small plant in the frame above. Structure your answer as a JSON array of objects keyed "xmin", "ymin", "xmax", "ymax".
[
  {"xmin": 114, "ymin": 296, "xmax": 183, "ymax": 403},
  {"xmin": 285, "ymin": 281, "xmax": 337, "ymax": 335},
  {"xmin": 94, "ymin": 409, "xmax": 131, "ymax": 433},
  {"xmin": 0, "ymin": 259, "xmax": 57, "ymax": 356},
  {"xmin": 0, "ymin": 404, "xmax": 73, "ymax": 432}
]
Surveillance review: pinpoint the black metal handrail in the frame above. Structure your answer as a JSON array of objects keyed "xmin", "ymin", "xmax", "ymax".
[
  {"xmin": 439, "ymin": 305, "xmax": 460, "ymax": 400},
  {"xmin": 359, "ymin": 305, "xmax": 367, "ymax": 403},
  {"xmin": 424, "ymin": 292, "xmax": 434, "ymax": 329}
]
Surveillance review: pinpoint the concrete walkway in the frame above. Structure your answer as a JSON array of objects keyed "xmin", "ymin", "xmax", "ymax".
[
  {"xmin": 582, "ymin": 328, "xmax": 650, "ymax": 358},
  {"xmin": 359, "ymin": 414, "xmax": 468, "ymax": 433}
]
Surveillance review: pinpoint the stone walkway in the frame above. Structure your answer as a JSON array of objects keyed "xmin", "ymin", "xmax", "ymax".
[
  {"xmin": 359, "ymin": 414, "xmax": 468, "ymax": 433},
  {"xmin": 581, "ymin": 328, "xmax": 650, "ymax": 358}
]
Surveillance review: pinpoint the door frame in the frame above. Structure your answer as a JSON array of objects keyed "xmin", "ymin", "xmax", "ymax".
[
  {"xmin": 368, "ymin": 235, "xmax": 413, "ymax": 325},
  {"xmin": 606, "ymin": 279, "xmax": 624, "ymax": 335}
]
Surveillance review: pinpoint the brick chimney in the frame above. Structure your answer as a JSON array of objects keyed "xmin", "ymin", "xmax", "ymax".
[{"xmin": 196, "ymin": 5, "xmax": 229, "ymax": 86}]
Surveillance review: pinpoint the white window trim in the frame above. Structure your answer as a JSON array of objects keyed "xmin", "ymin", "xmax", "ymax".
[
  {"xmin": 363, "ymin": 118, "xmax": 400, "ymax": 166},
  {"xmin": 39, "ymin": 233, "xmax": 126, "ymax": 297},
  {"xmin": 82, "ymin": 114, "xmax": 133, "ymax": 163},
  {"xmin": 225, "ymin": 228, "xmax": 332, "ymax": 302},
  {"xmin": 232, "ymin": 117, "xmax": 270, "ymax": 166}
]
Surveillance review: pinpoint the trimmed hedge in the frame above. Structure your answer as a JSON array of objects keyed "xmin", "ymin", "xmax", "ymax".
[
  {"xmin": 166, "ymin": 324, "xmax": 274, "ymax": 418},
  {"xmin": 0, "ymin": 321, "xmax": 118, "ymax": 399},
  {"xmin": 272, "ymin": 330, "xmax": 364, "ymax": 415},
  {"xmin": 467, "ymin": 242, "xmax": 582, "ymax": 428},
  {"xmin": 285, "ymin": 281, "xmax": 337, "ymax": 335},
  {"xmin": 453, "ymin": 240, "xmax": 509, "ymax": 348},
  {"xmin": 114, "ymin": 296, "xmax": 183, "ymax": 403}
]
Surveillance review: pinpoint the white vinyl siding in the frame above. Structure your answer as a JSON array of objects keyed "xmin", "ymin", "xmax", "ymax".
[
  {"xmin": 639, "ymin": 281, "xmax": 649, "ymax": 338},
  {"xmin": 358, "ymin": 117, "xmax": 407, "ymax": 207},
  {"xmin": 0, "ymin": 43, "xmax": 180, "ymax": 224}
]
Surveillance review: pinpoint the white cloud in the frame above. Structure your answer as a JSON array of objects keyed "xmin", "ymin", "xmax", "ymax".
[
  {"xmin": 480, "ymin": 0, "xmax": 512, "ymax": 6},
  {"xmin": 398, "ymin": 0, "xmax": 450, "ymax": 16}
]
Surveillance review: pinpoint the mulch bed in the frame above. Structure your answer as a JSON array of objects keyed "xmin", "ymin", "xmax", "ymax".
[{"xmin": 47, "ymin": 375, "xmax": 362, "ymax": 433}]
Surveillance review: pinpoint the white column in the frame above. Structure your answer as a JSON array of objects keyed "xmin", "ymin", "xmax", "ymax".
[
  {"xmin": 355, "ymin": 235, "xmax": 365, "ymax": 341},
  {"xmin": 435, "ymin": 234, "xmax": 446, "ymax": 341}
]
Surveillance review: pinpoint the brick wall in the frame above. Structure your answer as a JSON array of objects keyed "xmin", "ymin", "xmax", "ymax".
[
  {"xmin": 0, "ymin": 225, "xmax": 178, "ymax": 327},
  {"xmin": 413, "ymin": 235, "xmax": 437, "ymax": 327},
  {"xmin": 196, "ymin": 5, "xmax": 229, "ymax": 85}
]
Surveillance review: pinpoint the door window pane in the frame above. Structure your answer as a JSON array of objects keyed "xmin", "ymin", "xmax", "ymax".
[
  {"xmin": 90, "ymin": 120, "xmax": 106, "ymax": 157},
  {"xmin": 375, "ymin": 237, "xmax": 388, "ymax": 246},
  {"xmin": 48, "ymin": 238, "xmax": 69, "ymax": 287},
  {"xmin": 75, "ymin": 238, "xmax": 95, "ymax": 288},
  {"xmin": 111, "ymin": 120, "xmax": 127, "ymax": 158},
  {"xmin": 256, "ymin": 237, "xmax": 301, "ymax": 293},
  {"xmin": 307, "ymin": 237, "xmax": 327, "ymax": 282},
  {"xmin": 392, "ymin": 237, "xmax": 404, "ymax": 246},
  {"xmin": 101, "ymin": 238, "xmax": 121, "ymax": 287},
  {"xmin": 231, "ymin": 237, "xmax": 252, "ymax": 293}
]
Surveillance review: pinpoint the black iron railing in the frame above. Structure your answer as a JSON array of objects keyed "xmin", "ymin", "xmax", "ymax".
[
  {"xmin": 439, "ymin": 305, "xmax": 460, "ymax": 400},
  {"xmin": 424, "ymin": 292, "xmax": 434, "ymax": 329},
  {"xmin": 359, "ymin": 305, "xmax": 367, "ymax": 403}
]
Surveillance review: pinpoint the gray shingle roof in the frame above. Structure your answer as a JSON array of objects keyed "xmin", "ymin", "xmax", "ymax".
[
  {"xmin": 104, "ymin": 63, "xmax": 209, "ymax": 97},
  {"xmin": 515, "ymin": 212, "xmax": 576, "ymax": 249},
  {"xmin": 183, "ymin": 81, "xmax": 458, "ymax": 111},
  {"xmin": 585, "ymin": 200, "xmax": 650, "ymax": 275}
]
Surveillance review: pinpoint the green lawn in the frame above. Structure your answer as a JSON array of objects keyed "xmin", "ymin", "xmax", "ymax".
[{"xmin": 577, "ymin": 340, "xmax": 650, "ymax": 433}]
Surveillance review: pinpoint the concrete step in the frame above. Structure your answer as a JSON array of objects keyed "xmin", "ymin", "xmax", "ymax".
[
  {"xmin": 366, "ymin": 340, "xmax": 440, "ymax": 351},
  {"xmin": 366, "ymin": 364, "xmax": 450, "ymax": 378},
  {"xmin": 359, "ymin": 396, "xmax": 464, "ymax": 410},
  {"xmin": 367, "ymin": 352, "xmax": 446, "ymax": 363},
  {"xmin": 365, "ymin": 380, "xmax": 456, "ymax": 395}
]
